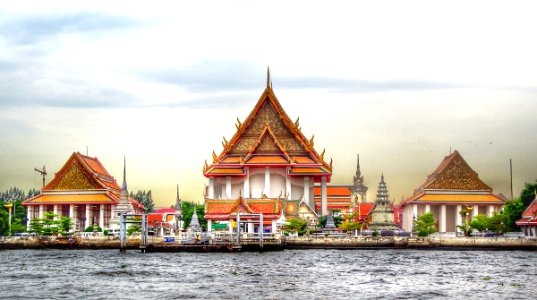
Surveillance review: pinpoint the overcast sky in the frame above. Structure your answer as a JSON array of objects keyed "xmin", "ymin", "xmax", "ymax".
[{"xmin": 1, "ymin": 1, "xmax": 536, "ymax": 207}]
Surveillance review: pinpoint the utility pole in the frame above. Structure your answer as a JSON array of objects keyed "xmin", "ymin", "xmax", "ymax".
[
  {"xmin": 34, "ymin": 166, "xmax": 47, "ymax": 188},
  {"xmin": 510, "ymin": 158, "xmax": 513, "ymax": 200}
]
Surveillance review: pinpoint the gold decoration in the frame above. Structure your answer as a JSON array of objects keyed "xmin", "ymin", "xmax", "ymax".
[
  {"xmin": 212, "ymin": 150, "xmax": 217, "ymax": 163},
  {"xmin": 235, "ymin": 117, "xmax": 242, "ymax": 130},
  {"xmin": 309, "ymin": 135, "xmax": 314, "ymax": 147},
  {"xmin": 428, "ymin": 156, "xmax": 490, "ymax": 190},
  {"xmin": 294, "ymin": 117, "xmax": 300, "ymax": 128},
  {"xmin": 320, "ymin": 148, "xmax": 325, "ymax": 161},
  {"xmin": 53, "ymin": 162, "xmax": 96, "ymax": 190}
]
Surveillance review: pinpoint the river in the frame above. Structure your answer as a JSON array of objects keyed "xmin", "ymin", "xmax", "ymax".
[{"xmin": 0, "ymin": 249, "xmax": 535, "ymax": 299}]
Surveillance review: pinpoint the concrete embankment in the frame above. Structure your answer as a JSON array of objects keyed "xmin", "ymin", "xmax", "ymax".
[{"xmin": 1, "ymin": 236, "xmax": 536, "ymax": 251}]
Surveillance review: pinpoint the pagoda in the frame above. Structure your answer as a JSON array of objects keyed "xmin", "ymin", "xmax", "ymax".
[
  {"xmin": 368, "ymin": 174, "xmax": 398, "ymax": 230},
  {"xmin": 203, "ymin": 69, "xmax": 331, "ymax": 233},
  {"xmin": 23, "ymin": 152, "xmax": 143, "ymax": 231},
  {"xmin": 188, "ymin": 207, "xmax": 202, "ymax": 232},
  {"xmin": 401, "ymin": 150, "xmax": 505, "ymax": 232}
]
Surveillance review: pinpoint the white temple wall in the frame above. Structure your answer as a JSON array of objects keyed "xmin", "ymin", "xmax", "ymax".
[
  {"xmin": 250, "ymin": 173, "xmax": 264, "ymax": 198},
  {"xmin": 231, "ymin": 176, "xmax": 243, "ymax": 199},
  {"xmin": 446, "ymin": 205, "xmax": 457, "ymax": 232},
  {"xmin": 290, "ymin": 177, "xmax": 304, "ymax": 200}
]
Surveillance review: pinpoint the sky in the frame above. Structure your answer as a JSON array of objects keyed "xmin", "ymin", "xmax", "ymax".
[{"xmin": 0, "ymin": 1, "xmax": 536, "ymax": 207}]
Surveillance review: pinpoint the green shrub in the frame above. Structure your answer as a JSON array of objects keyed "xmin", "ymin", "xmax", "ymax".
[{"xmin": 84, "ymin": 226, "xmax": 103, "ymax": 232}]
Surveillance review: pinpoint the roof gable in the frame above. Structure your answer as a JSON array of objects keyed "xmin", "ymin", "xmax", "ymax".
[
  {"xmin": 207, "ymin": 86, "xmax": 331, "ymax": 171},
  {"xmin": 417, "ymin": 150, "xmax": 491, "ymax": 192},
  {"xmin": 45, "ymin": 152, "xmax": 120, "ymax": 192}
]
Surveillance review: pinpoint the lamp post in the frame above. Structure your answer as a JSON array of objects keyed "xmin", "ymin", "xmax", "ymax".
[
  {"xmin": 464, "ymin": 204, "xmax": 473, "ymax": 236},
  {"xmin": 4, "ymin": 203, "xmax": 13, "ymax": 236}
]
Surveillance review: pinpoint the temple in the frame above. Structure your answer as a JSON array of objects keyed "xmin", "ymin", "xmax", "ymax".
[
  {"xmin": 203, "ymin": 69, "xmax": 331, "ymax": 233},
  {"xmin": 22, "ymin": 152, "xmax": 143, "ymax": 231},
  {"xmin": 368, "ymin": 174, "xmax": 399, "ymax": 230},
  {"xmin": 401, "ymin": 150, "xmax": 506, "ymax": 232},
  {"xmin": 516, "ymin": 194, "xmax": 537, "ymax": 238}
]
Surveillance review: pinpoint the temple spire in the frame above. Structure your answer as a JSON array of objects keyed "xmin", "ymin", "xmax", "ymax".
[
  {"xmin": 351, "ymin": 154, "xmax": 368, "ymax": 203},
  {"xmin": 355, "ymin": 154, "xmax": 362, "ymax": 178},
  {"xmin": 122, "ymin": 155, "xmax": 127, "ymax": 191}
]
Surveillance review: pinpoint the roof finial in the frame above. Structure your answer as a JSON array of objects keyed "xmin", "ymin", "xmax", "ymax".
[
  {"xmin": 175, "ymin": 184, "xmax": 181, "ymax": 211},
  {"xmin": 122, "ymin": 155, "xmax": 127, "ymax": 191},
  {"xmin": 267, "ymin": 66, "xmax": 271, "ymax": 88}
]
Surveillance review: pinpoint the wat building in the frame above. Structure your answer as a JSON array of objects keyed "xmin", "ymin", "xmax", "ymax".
[
  {"xmin": 517, "ymin": 194, "xmax": 537, "ymax": 238},
  {"xmin": 401, "ymin": 150, "xmax": 505, "ymax": 232},
  {"xmin": 23, "ymin": 152, "xmax": 143, "ymax": 231},
  {"xmin": 203, "ymin": 70, "xmax": 331, "ymax": 233}
]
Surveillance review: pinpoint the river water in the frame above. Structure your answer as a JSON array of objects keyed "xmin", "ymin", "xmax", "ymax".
[{"xmin": 0, "ymin": 249, "xmax": 535, "ymax": 299}]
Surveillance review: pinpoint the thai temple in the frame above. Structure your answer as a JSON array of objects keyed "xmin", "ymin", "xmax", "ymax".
[
  {"xmin": 203, "ymin": 70, "xmax": 331, "ymax": 233},
  {"xmin": 517, "ymin": 194, "xmax": 537, "ymax": 238},
  {"xmin": 401, "ymin": 150, "xmax": 506, "ymax": 232},
  {"xmin": 368, "ymin": 174, "xmax": 398, "ymax": 230},
  {"xmin": 22, "ymin": 152, "xmax": 143, "ymax": 231}
]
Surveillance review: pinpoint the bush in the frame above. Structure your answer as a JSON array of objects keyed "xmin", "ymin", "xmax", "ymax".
[{"xmin": 84, "ymin": 226, "xmax": 103, "ymax": 232}]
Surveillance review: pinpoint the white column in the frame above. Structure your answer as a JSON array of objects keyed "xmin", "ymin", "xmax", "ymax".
[
  {"xmin": 487, "ymin": 205, "xmax": 494, "ymax": 217},
  {"xmin": 243, "ymin": 167, "xmax": 250, "ymax": 198},
  {"xmin": 425, "ymin": 204, "xmax": 431, "ymax": 214},
  {"xmin": 413, "ymin": 204, "xmax": 418, "ymax": 220},
  {"xmin": 99, "ymin": 205, "xmax": 105, "ymax": 229},
  {"xmin": 53, "ymin": 204, "xmax": 59, "ymax": 220},
  {"xmin": 264, "ymin": 167, "xmax": 270, "ymax": 197},
  {"xmin": 456, "ymin": 205, "xmax": 462, "ymax": 232},
  {"xmin": 85, "ymin": 205, "xmax": 91, "ymax": 230},
  {"xmin": 473, "ymin": 205, "xmax": 479, "ymax": 219},
  {"xmin": 440, "ymin": 205, "xmax": 446, "ymax": 232},
  {"xmin": 229, "ymin": 220, "xmax": 233, "ymax": 233},
  {"xmin": 303, "ymin": 177, "xmax": 310, "ymax": 204},
  {"xmin": 226, "ymin": 176, "xmax": 231, "ymax": 199},
  {"xmin": 208, "ymin": 178, "xmax": 215, "ymax": 199},
  {"xmin": 39, "ymin": 205, "xmax": 44, "ymax": 219},
  {"xmin": 69, "ymin": 204, "xmax": 74, "ymax": 219},
  {"xmin": 248, "ymin": 222, "xmax": 254, "ymax": 233},
  {"xmin": 321, "ymin": 176, "xmax": 328, "ymax": 216},
  {"xmin": 272, "ymin": 220, "xmax": 277, "ymax": 233},
  {"xmin": 207, "ymin": 220, "xmax": 212, "ymax": 233},
  {"xmin": 285, "ymin": 168, "xmax": 291, "ymax": 199},
  {"xmin": 27, "ymin": 206, "xmax": 33, "ymax": 231}
]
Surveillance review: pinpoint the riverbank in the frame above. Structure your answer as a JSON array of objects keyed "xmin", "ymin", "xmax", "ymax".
[{"xmin": 1, "ymin": 236, "xmax": 536, "ymax": 251}]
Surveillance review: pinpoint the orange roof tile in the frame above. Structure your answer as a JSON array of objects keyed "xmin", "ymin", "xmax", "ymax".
[
  {"xmin": 289, "ymin": 167, "xmax": 330, "ymax": 175},
  {"xmin": 314, "ymin": 186, "xmax": 352, "ymax": 196},
  {"xmin": 246, "ymin": 155, "xmax": 289, "ymax": 164},
  {"xmin": 293, "ymin": 156, "xmax": 315, "ymax": 164},
  {"xmin": 23, "ymin": 193, "xmax": 117, "ymax": 205},
  {"xmin": 205, "ymin": 168, "xmax": 245, "ymax": 175},
  {"xmin": 409, "ymin": 193, "xmax": 505, "ymax": 203}
]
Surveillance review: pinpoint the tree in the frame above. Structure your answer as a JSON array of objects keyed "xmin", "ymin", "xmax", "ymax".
[
  {"xmin": 520, "ymin": 180, "xmax": 537, "ymax": 208},
  {"xmin": 502, "ymin": 198, "xmax": 526, "ymax": 232},
  {"xmin": 130, "ymin": 190, "xmax": 155, "ymax": 213},
  {"xmin": 413, "ymin": 212, "xmax": 437, "ymax": 237},
  {"xmin": 282, "ymin": 218, "xmax": 307, "ymax": 235},
  {"xmin": 338, "ymin": 220, "xmax": 362, "ymax": 232}
]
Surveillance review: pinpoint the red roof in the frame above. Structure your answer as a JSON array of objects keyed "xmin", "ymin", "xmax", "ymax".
[{"xmin": 517, "ymin": 198, "xmax": 537, "ymax": 226}]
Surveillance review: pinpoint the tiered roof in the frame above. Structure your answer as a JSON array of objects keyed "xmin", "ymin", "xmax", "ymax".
[
  {"xmin": 203, "ymin": 79, "xmax": 332, "ymax": 181},
  {"xmin": 314, "ymin": 186, "xmax": 353, "ymax": 211},
  {"xmin": 405, "ymin": 150, "xmax": 505, "ymax": 205},
  {"xmin": 204, "ymin": 197, "xmax": 283, "ymax": 221},
  {"xmin": 23, "ymin": 152, "xmax": 143, "ymax": 209}
]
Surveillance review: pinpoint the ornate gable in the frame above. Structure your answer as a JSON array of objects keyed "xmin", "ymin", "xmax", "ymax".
[
  {"xmin": 46, "ymin": 159, "xmax": 102, "ymax": 190},
  {"xmin": 424, "ymin": 151, "xmax": 491, "ymax": 191}
]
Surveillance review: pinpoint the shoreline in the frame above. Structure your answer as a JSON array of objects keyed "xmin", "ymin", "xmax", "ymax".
[{"xmin": 1, "ymin": 236, "xmax": 536, "ymax": 252}]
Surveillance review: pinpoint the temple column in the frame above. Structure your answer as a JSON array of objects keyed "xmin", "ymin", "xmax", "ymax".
[
  {"xmin": 207, "ymin": 220, "xmax": 212, "ymax": 233},
  {"xmin": 487, "ymin": 205, "xmax": 494, "ymax": 217},
  {"xmin": 226, "ymin": 176, "xmax": 231, "ymax": 199},
  {"xmin": 229, "ymin": 220, "xmax": 233, "ymax": 234},
  {"xmin": 473, "ymin": 205, "xmax": 479, "ymax": 219},
  {"xmin": 303, "ymin": 177, "xmax": 310, "ymax": 204},
  {"xmin": 39, "ymin": 205, "xmax": 44, "ymax": 219},
  {"xmin": 85, "ymin": 205, "xmax": 91, "ymax": 230},
  {"xmin": 285, "ymin": 168, "xmax": 291, "ymax": 199},
  {"xmin": 440, "ymin": 204, "xmax": 446, "ymax": 232},
  {"xmin": 456, "ymin": 205, "xmax": 462, "ymax": 232},
  {"xmin": 27, "ymin": 206, "xmax": 33, "ymax": 231},
  {"xmin": 243, "ymin": 167, "xmax": 250, "ymax": 198},
  {"xmin": 264, "ymin": 167, "xmax": 270, "ymax": 197},
  {"xmin": 53, "ymin": 204, "xmax": 59, "ymax": 220},
  {"xmin": 208, "ymin": 178, "xmax": 214, "ymax": 199},
  {"xmin": 99, "ymin": 205, "xmax": 105, "ymax": 229},
  {"xmin": 425, "ymin": 204, "xmax": 431, "ymax": 214},
  {"xmin": 248, "ymin": 222, "xmax": 254, "ymax": 234},
  {"xmin": 69, "ymin": 204, "xmax": 74, "ymax": 219},
  {"xmin": 272, "ymin": 220, "xmax": 277, "ymax": 233},
  {"xmin": 321, "ymin": 176, "xmax": 328, "ymax": 216},
  {"xmin": 413, "ymin": 204, "xmax": 418, "ymax": 220}
]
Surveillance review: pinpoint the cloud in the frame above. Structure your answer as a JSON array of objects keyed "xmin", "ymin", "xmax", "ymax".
[{"xmin": 0, "ymin": 12, "xmax": 141, "ymax": 45}]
